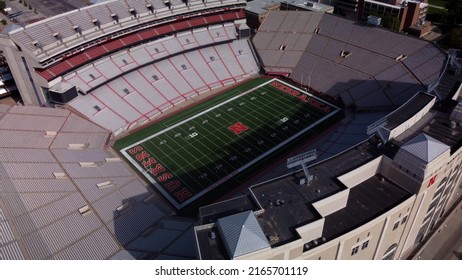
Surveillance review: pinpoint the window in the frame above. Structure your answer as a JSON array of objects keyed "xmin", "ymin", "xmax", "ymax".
[
  {"xmin": 351, "ymin": 246, "xmax": 359, "ymax": 256},
  {"xmin": 392, "ymin": 221, "xmax": 399, "ymax": 231},
  {"xmin": 362, "ymin": 240, "xmax": 369, "ymax": 250},
  {"xmin": 401, "ymin": 216, "xmax": 408, "ymax": 224}
]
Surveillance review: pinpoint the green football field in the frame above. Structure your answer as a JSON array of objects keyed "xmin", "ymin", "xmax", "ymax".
[{"xmin": 117, "ymin": 78, "xmax": 341, "ymax": 209}]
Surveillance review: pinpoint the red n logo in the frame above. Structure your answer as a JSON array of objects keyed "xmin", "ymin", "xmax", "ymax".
[
  {"xmin": 427, "ymin": 175, "xmax": 437, "ymax": 188},
  {"xmin": 228, "ymin": 122, "xmax": 249, "ymax": 135}
]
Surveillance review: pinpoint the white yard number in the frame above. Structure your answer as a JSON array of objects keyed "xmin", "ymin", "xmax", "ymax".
[
  {"xmin": 189, "ymin": 132, "xmax": 198, "ymax": 138},
  {"xmin": 280, "ymin": 117, "xmax": 289, "ymax": 123}
]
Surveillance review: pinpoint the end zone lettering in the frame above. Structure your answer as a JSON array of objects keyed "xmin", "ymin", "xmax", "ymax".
[
  {"xmin": 128, "ymin": 145, "xmax": 192, "ymax": 202},
  {"xmin": 271, "ymin": 80, "xmax": 331, "ymax": 113}
]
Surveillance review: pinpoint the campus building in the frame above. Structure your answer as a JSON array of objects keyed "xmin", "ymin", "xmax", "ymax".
[{"xmin": 357, "ymin": 0, "xmax": 430, "ymax": 36}]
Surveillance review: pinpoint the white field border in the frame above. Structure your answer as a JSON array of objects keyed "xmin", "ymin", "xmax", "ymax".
[{"xmin": 120, "ymin": 78, "xmax": 341, "ymax": 209}]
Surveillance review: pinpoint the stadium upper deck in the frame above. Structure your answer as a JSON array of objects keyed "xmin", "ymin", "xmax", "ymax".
[
  {"xmin": 8, "ymin": 0, "xmax": 246, "ymax": 64},
  {"xmin": 194, "ymin": 52, "xmax": 462, "ymax": 260},
  {"xmin": 253, "ymin": 11, "xmax": 446, "ymax": 110}
]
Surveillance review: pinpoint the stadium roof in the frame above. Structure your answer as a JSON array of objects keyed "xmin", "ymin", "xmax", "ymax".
[
  {"xmin": 253, "ymin": 11, "xmax": 446, "ymax": 109},
  {"xmin": 216, "ymin": 211, "xmax": 270, "ymax": 259},
  {"xmin": 399, "ymin": 134, "xmax": 450, "ymax": 164}
]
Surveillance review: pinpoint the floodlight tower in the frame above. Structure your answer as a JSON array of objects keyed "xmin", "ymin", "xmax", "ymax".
[{"xmin": 287, "ymin": 149, "xmax": 317, "ymax": 186}]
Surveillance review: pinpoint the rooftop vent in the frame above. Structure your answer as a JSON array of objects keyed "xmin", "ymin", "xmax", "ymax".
[
  {"xmin": 395, "ymin": 54, "xmax": 407, "ymax": 61},
  {"xmin": 79, "ymin": 162, "xmax": 97, "ymax": 167},
  {"xmin": 52, "ymin": 32, "xmax": 60, "ymax": 40},
  {"xmin": 32, "ymin": 40, "xmax": 39, "ymax": 47},
  {"xmin": 340, "ymin": 50, "xmax": 352, "ymax": 58},
  {"xmin": 96, "ymin": 180, "xmax": 113, "ymax": 189},
  {"xmin": 73, "ymin": 25, "xmax": 80, "ymax": 32},
  {"xmin": 53, "ymin": 172, "xmax": 67, "ymax": 179},
  {"xmin": 44, "ymin": 131, "xmax": 57, "ymax": 137},
  {"xmin": 129, "ymin": 7, "xmax": 136, "ymax": 15},
  {"xmin": 78, "ymin": 205, "xmax": 92, "ymax": 216},
  {"xmin": 67, "ymin": 143, "xmax": 87, "ymax": 150},
  {"xmin": 92, "ymin": 18, "xmax": 99, "ymax": 26},
  {"xmin": 105, "ymin": 157, "xmax": 122, "ymax": 162},
  {"xmin": 116, "ymin": 203, "xmax": 131, "ymax": 214}
]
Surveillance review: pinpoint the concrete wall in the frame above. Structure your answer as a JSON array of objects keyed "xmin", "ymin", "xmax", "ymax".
[
  {"xmin": 337, "ymin": 156, "xmax": 382, "ymax": 188},
  {"xmin": 312, "ymin": 189, "xmax": 349, "ymax": 216}
]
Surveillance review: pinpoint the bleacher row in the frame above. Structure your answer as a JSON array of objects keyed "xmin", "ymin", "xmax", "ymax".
[
  {"xmin": 62, "ymin": 23, "xmax": 237, "ymax": 92},
  {"xmin": 36, "ymin": 9, "xmax": 246, "ymax": 81},
  {"xmin": 0, "ymin": 104, "xmax": 169, "ymax": 259},
  {"xmin": 9, "ymin": 0, "xmax": 243, "ymax": 60},
  {"xmin": 68, "ymin": 38, "xmax": 259, "ymax": 134}
]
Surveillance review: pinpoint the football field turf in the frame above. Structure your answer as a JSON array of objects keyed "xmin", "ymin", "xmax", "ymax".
[{"xmin": 117, "ymin": 78, "xmax": 341, "ymax": 209}]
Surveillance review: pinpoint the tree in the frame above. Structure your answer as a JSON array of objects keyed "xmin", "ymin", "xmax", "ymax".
[
  {"xmin": 445, "ymin": 0, "xmax": 462, "ymax": 25},
  {"xmin": 446, "ymin": 27, "xmax": 462, "ymax": 49},
  {"xmin": 0, "ymin": 0, "xmax": 6, "ymax": 11}
]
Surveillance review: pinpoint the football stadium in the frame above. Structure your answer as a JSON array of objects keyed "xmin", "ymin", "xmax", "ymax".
[
  {"xmin": 0, "ymin": 0, "xmax": 461, "ymax": 260},
  {"xmin": 116, "ymin": 78, "xmax": 340, "ymax": 208}
]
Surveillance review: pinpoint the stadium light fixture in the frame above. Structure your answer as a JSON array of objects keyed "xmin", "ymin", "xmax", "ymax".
[{"xmin": 287, "ymin": 149, "xmax": 317, "ymax": 186}]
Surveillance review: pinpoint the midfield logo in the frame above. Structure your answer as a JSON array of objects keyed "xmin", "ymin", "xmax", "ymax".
[{"xmin": 228, "ymin": 122, "xmax": 249, "ymax": 135}]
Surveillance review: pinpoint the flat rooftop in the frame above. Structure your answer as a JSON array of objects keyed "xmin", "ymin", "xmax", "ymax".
[
  {"xmin": 384, "ymin": 92, "xmax": 435, "ymax": 131},
  {"xmin": 322, "ymin": 174, "xmax": 410, "ymax": 240},
  {"xmin": 196, "ymin": 137, "xmax": 414, "ymax": 259}
]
